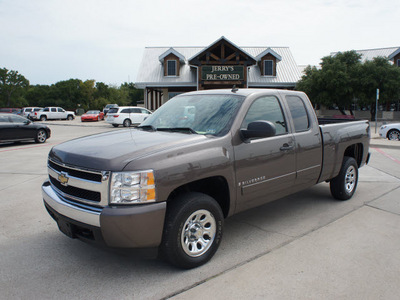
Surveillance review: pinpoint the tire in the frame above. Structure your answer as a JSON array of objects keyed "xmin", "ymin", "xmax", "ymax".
[
  {"xmin": 161, "ymin": 192, "xmax": 223, "ymax": 269},
  {"xmin": 123, "ymin": 119, "xmax": 131, "ymax": 127},
  {"xmin": 330, "ymin": 156, "xmax": 358, "ymax": 200},
  {"xmin": 387, "ymin": 129, "xmax": 400, "ymax": 141},
  {"xmin": 40, "ymin": 115, "xmax": 47, "ymax": 121},
  {"xmin": 67, "ymin": 115, "xmax": 74, "ymax": 121},
  {"xmin": 35, "ymin": 129, "xmax": 47, "ymax": 143},
  {"xmin": 112, "ymin": 124, "xmax": 119, "ymax": 127}
]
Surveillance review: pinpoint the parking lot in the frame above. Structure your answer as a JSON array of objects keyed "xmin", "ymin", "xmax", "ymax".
[{"xmin": 1, "ymin": 118, "xmax": 400, "ymax": 299}]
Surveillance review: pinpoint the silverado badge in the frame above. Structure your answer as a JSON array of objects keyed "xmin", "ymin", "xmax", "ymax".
[{"xmin": 58, "ymin": 172, "xmax": 69, "ymax": 186}]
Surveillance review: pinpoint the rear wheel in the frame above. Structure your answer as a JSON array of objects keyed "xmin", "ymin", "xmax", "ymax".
[
  {"xmin": 387, "ymin": 129, "xmax": 400, "ymax": 141},
  {"xmin": 35, "ymin": 129, "xmax": 47, "ymax": 143},
  {"xmin": 330, "ymin": 156, "xmax": 358, "ymax": 200},
  {"xmin": 161, "ymin": 192, "xmax": 223, "ymax": 269},
  {"xmin": 67, "ymin": 115, "xmax": 74, "ymax": 121},
  {"xmin": 123, "ymin": 119, "xmax": 131, "ymax": 127}
]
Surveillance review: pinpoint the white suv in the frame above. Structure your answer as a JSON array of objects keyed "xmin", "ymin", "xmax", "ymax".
[{"xmin": 106, "ymin": 106, "xmax": 152, "ymax": 127}]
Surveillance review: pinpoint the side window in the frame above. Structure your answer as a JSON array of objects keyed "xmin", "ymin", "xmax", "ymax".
[
  {"xmin": 43, "ymin": 108, "xmax": 49, "ymax": 112},
  {"xmin": 286, "ymin": 96, "xmax": 310, "ymax": 132},
  {"xmin": 51, "ymin": 108, "xmax": 56, "ymax": 112},
  {"xmin": 167, "ymin": 60, "xmax": 177, "ymax": 76},
  {"xmin": 242, "ymin": 96, "xmax": 287, "ymax": 135},
  {"xmin": 141, "ymin": 109, "xmax": 150, "ymax": 114},
  {"xmin": 132, "ymin": 108, "xmax": 141, "ymax": 113},
  {"xmin": 121, "ymin": 109, "xmax": 130, "ymax": 113},
  {"xmin": 57, "ymin": 108, "xmax": 63, "ymax": 112}
]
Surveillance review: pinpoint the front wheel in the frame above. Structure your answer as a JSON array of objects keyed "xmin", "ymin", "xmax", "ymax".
[
  {"xmin": 330, "ymin": 156, "xmax": 358, "ymax": 200},
  {"xmin": 35, "ymin": 129, "xmax": 47, "ymax": 143},
  {"xmin": 67, "ymin": 115, "xmax": 74, "ymax": 121},
  {"xmin": 387, "ymin": 129, "xmax": 400, "ymax": 141},
  {"xmin": 161, "ymin": 192, "xmax": 223, "ymax": 269},
  {"xmin": 40, "ymin": 115, "xmax": 47, "ymax": 121}
]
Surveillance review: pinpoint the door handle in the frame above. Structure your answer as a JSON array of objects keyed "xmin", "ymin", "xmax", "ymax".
[{"xmin": 280, "ymin": 143, "xmax": 294, "ymax": 151}]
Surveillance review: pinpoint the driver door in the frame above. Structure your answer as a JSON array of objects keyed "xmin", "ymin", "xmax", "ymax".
[{"xmin": 233, "ymin": 95, "xmax": 296, "ymax": 212}]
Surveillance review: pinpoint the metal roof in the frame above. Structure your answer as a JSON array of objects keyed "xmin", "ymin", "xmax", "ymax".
[
  {"xmin": 331, "ymin": 47, "xmax": 400, "ymax": 62},
  {"xmin": 135, "ymin": 46, "xmax": 302, "ymax": 89}
]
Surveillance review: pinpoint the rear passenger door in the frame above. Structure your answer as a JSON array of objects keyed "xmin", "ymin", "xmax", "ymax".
[
  {"xmin": 285, "ymin": 95, "xmax": 323, "ymax": 191},
  {"xmin": 234, "ymin": 95, "xmax": 296, "ymax": 212}
]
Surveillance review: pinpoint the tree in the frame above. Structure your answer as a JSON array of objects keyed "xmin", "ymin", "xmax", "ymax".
[
  {"xmin": 0, "ymin": 67, "xmax": 29, "ymax": 107},
  {"xmin": 358, "ymin": 57, "xmax": 400, "ymax": 120},
  {"xmin": 297, "ymin": 51, "xmax": 362, "ymax": 115},
  {"xmin": 120, "ymin": 82, "xmax": 144, "ymax": 106}
]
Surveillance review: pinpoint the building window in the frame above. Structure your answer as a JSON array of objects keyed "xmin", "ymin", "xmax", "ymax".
[
  {"xmin": 263, "ymin": 60, "xmax": 274, "ymax": 76},
  {"xmin": 397, "ymin": 59, "xmax": 400, "ymax": 67},
  {"xmin": 167, "ymin": 60, "xmax": 177, "ymax": 76}
]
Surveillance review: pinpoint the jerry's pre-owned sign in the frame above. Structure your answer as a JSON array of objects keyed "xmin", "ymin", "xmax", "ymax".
[{"xmin": 201, "ymin": 65, "xmax": 244, "ymax": 81}]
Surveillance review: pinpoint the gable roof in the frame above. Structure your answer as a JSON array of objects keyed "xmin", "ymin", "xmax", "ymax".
[
  {"xmin": 188, "ymin": 36, "xmax": 256, "ymax": 65},
  {"xmin": 158, "ymin": 48, "xmax": 186, "ymax": 64},
  {"xmin": 255, "ymin": 48, "xmax": 282, "ymax": 61},
  {"xmin": 331, "ymin": 47, "xmax": 400, "ymax": 62}
]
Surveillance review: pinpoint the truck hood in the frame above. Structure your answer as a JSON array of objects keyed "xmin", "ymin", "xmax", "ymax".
[{"xmin": 49, "ymin": 129, "xmax": 208, "ymax": 171}]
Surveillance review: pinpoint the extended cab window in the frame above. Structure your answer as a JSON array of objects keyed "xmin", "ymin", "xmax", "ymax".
[
  {"xmin": 286, "ymin": 96, "xmax": 310, "ymax": 132},
  {"xmin": 242, "ymin": 96, "xmax": 287, "ymax": 135}
]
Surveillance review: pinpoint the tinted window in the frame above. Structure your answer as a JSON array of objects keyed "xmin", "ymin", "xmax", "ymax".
[
  {"xmin": 286, "ymin": 96, "xmax": 310, "ymax": 132},
  {"xmin": 57, "ymin": 108, "xmax": 63, "ymax": 112},
  {"xmin": 121, "ymin": 108, "xmax": 130, "ymax": 113},
  {"xmin": 51, "ymin": 108, "xmax": 56, "ymax": 112},
  {"xmin": 43, "ymin": 108, "xmax": 49, "ymax": 112},
  {"xmin": 132, "ymin": 108, "xmax": 141, "ymax": 113},
  {"xmin": 242, "ymin": 96, "xmax": 287, "ymax": 135},
  {"xmin": 108, "ymin": 108, "xmax": 119, "ymax": 114}
]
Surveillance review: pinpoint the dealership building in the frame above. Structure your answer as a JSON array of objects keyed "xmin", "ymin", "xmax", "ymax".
[{"xmin": 135, "ymin": 37, "xmax": 303, "ymax": 110}]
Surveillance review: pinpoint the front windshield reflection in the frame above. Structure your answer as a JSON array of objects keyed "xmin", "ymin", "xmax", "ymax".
[{"xmin": 140, "ymin": 94, "xmax": 244, "ymax": 136}]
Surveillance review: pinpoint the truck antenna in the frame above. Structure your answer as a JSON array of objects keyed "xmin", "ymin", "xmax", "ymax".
[{"xmin": 231, "ymin": 85, "xmax": 238, "ymax": 93}]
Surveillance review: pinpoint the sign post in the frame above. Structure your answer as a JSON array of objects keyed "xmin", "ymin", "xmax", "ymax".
[{"xmin": 375, "ymin": 89, "xmax": 379, "ymax": 134}]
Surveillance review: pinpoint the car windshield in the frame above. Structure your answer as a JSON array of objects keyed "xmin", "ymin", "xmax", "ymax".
[
  {"xmin": 139, "ymin": 94, "xmax": 244, "ymax": 136},
  {"xmin": 86, "ymin": 110, "xmax": 99, "ymax": 114}
]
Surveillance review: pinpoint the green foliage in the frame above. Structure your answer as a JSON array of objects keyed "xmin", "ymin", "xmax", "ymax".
[
  {"xmin": 297, "ymin": 52, "xmax": 400, "ymax": 118},
  {"xmin": 0, "ymin": 67, "xmax": 29, "ymax": 107}
]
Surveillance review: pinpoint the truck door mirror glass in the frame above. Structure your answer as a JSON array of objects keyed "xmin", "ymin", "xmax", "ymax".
[{"xmin": 240, "ymin": 120, "xmax": 276, "ymax": 140}]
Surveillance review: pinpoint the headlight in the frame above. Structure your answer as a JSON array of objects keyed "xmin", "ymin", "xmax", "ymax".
[{"xmin": 110, "ymin": 170, "xmax": 156, "ymax": 204}]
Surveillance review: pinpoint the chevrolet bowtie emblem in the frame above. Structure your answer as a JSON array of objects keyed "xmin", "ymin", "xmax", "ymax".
[{"xmin": 58, "ymin": 172, "xmax": 69, "ymax": 186}]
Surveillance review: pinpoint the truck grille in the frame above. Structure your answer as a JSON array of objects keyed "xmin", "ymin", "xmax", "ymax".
[{"xmin": 47, "ymin": 158, "xmax": 110, "ymax": 207}]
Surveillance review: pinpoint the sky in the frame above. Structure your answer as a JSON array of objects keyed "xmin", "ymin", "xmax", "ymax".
[{"xmin": 0, "ymin": 0, "xmax": 398, "ymax": 86}]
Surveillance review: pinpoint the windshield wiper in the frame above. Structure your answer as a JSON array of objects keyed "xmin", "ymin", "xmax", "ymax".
[
  {"xmin": 157, "ymin": 127, "xmax": 198, "ymax": 134},
  {"xmin": 137, "ymin": 125, "xmax": 156, "ymax": 131}
]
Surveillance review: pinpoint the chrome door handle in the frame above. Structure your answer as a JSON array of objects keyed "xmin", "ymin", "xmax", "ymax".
[{"xmin": 280, "ymin": 144, "xmax": 294, "ymax": 151}]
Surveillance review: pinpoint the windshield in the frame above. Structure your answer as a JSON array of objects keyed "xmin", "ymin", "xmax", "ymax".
[{"xmin": 140, "ymin": 94, "xmax": 244, "ymax": 136}]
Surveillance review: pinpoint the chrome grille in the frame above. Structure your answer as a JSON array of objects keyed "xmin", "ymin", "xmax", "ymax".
[{"xmin": 48, "ymin": 158, "xmax": 110, "ymax": 207}]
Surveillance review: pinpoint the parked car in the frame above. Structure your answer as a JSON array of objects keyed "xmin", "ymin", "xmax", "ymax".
[
  {"xmin": 81, "ymin": 110, "xmax": 104, "ymax": 122},
  {"xmin": 0, "ymin": 113, "xmax": 51, "ymax": 143},
  {"xmin": 31, "ymin": 107, "xmax": 75, "ymax": 121},
  {"xmin": 42, "ymin": 89, "xmax": 370, "ymax": 269},
  {"xmin": 0, "ymin": 108, "xmax": 21, "ymax": 114},
  {"xmin": 379, "ymin": 123, "xmax": 400, "ymax": 140},
  {"xmin": 103, "ymin": 104, "xmax": 118, "ymax": 116},
  {"xmin": 21, "ymin": 107, "xmax": 43, "ymax": 119},
  {"xmin": 106, "ymin": 106, "xmax": 152, "ymax": 127}
]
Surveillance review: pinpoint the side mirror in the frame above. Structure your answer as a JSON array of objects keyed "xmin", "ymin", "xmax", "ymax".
[
  {"xmin": 240, "ymin": 120, "xmax": 276, "ymax": 140},
  {"xmin": 24, "ymin": 119, "xmax": 32, "ymax": 125}
]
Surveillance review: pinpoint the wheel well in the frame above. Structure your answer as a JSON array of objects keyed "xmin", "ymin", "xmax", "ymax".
[
  {"xmin": 167, "ymin": 176, "xmax": 230, "ymax": 218},
  {"xmin": 344, "ymin": 143, "xmax": 363, "ymax": 167}
]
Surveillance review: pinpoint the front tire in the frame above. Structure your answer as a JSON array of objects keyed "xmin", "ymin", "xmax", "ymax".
[
  {"xmin": 387, "ymin": 129, "xmax": 400, "ymax": 141},
  {"xmin": 330, "ymin": 156, "xmax": 358, "ymax": 200},
  {"xmin": 161, "ymin": 192, "xmax": 223, "ymax": 269},
  {"xmin": 35, "ymin": 129, "xmax": 47, "ymax": 143}
]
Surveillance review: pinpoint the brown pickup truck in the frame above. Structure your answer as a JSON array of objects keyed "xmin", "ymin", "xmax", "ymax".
[{"xmin": 42, "ymin": 89, "xmax": 370, "ymax": 269}]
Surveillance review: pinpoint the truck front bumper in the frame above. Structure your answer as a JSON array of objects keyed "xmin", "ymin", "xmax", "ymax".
[{"xmin": 42, "ymin": 180, "xmax": 166, "ymax": 248}]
